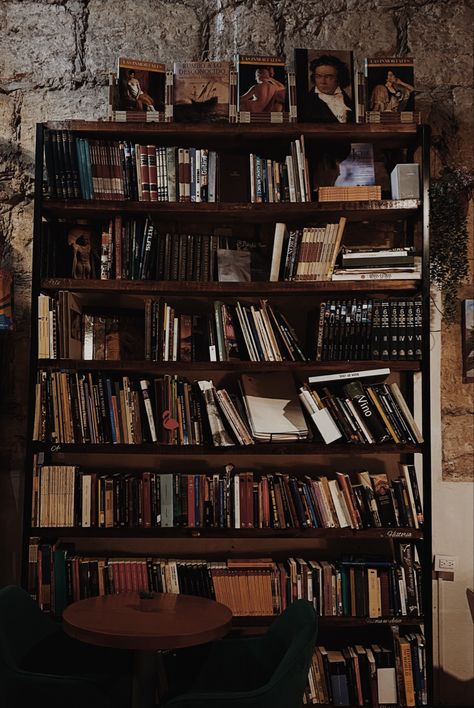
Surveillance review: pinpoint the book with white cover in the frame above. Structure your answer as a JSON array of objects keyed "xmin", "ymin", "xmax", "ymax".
[
  {"xmin": 308, "ymin": 367, "xmax": 390, "ymax": 384},
  {"xmin": 240, "ymin": 372, "xmax": 308, "ymax": 442}
]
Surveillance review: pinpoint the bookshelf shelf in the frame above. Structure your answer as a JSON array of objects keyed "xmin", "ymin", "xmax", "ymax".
[
  {"xmin": 45, "ymin": 119, "xmax": 419, "ymax": 145},
  {"xmin": 33, "ymin": 527, "xmax": 423, "ymax": 540},
  {"xmin": 232, "ymin": 615, "xmax": 424, "ymax": 629},
  {"xmin": 41, "ymin": 278, "xmax": 420, "ymax": 295},
  {"xmin": 26, "ymin": 120, "xmax": 432, "ymax": 704},
  {"xmin": 42, "ymin": 198, "xmax": 420, "ymax": 222},
  {"xmin": 33, "ymin": 442, "xmax": 422, "ymax": 455},
  {"xmin": 38, "ymin": 359, "xmax": 422, "ymax": 373}
]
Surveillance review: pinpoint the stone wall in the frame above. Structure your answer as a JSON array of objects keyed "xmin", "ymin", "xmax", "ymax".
[{"xmin": 0, "ymin": 0, "xmax": 473, "ymax": 695}]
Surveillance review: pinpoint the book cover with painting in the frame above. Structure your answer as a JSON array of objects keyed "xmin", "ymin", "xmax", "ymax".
[
  {"xmin": 173, "ymin": 61, "xmax": 230, "ymax": 122},
  {"xmin": 237, "ymin": 55, "xmax": 288, "ymax": 115},
  {"xmin": 365, "ymin": 57, "xmax": 415, "ymax": 113},
  {"xmin": 116, "ymin": 58, "xmax": 166, "ymax": 113},
  {"xmin": 294, "ymin": 48, "xmax": 355, "ymax": 123}
]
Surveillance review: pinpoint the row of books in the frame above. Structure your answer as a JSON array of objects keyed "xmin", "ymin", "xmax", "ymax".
[
  {"xmin": 44, "ymin": 132, "xmax": 221, "ymax": 203},
  {"xmin": 32, "ymin": 369, "xmax": 420, "ymax": 447},
  {"xmin": 142, "ymin": 298, "xmax": 305, "ymax": 363},
  {"xmin": 109, "ymin": 53, "xmax": 418, "ymax": 127},
  {"xmin": 304, "ymin": 631, "xmax": 426, "ymax": 706},
  {"xmin": 270, "ymin": 219, "xmax": 346, "ymax": 282},
  {"xmin": 250, "ymin": 136, "xmax": 311, "ymax": 203},
  {"xmin": 313, "ymin": 296, "xmax": 423, "ymax": 361},
  {"xmin": 28, "ymin": 541, "xmax": 420, "ymax": 619},
  {"xmin": 32, "ymin": 371, "xmax": 313, "ymax": 446},
  {"xmin": 30, "ymin": 461, "xmax": 423, "ymax": 532}
]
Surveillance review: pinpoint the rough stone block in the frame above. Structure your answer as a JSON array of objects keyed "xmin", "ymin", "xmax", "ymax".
[
  {"xmin": 85, "ymin": 0, "xmax": 202, "ymax": 76},
  {"xmin": 20, "ymin": 86, "xmax": 107, "ymax": 164},
  {"xmin": 408, "ymin": 2, "xmax": 473, "ymax": 87},
  {"xmin": 208, "ymin": 1, "xmax": 279, "ymax": 58},
  {"xmin": 0, "ymin": 2, "xmax": 76, "ymax": 89}
]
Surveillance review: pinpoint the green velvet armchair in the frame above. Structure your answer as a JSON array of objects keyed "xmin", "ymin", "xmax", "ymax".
[
  {"xmin": 163, "ymin": 599, "xmax": 317, "ymax": 708},
  {"xmin": 0, "ymin": 585, "xmax": 132, "ymax": 708}
]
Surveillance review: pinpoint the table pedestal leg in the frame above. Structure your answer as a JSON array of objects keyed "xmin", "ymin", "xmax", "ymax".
[{"xmin": 133, "ymin": 650, "xmax": 160, "ymax": 708}]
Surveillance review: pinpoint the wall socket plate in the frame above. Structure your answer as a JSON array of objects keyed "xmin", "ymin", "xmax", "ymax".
[{"xmin": 434, "ymin": 555, "xmax": 458, "ymax": 572}]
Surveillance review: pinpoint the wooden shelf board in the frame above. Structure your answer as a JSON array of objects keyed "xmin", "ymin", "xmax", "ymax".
[
  {"xmin": 34, "ymin": 442, "xmax": 421, "ymax": 455},
  {"xmin": 30, "ymin": 527, "xmax": 423, "ymax": 540},
  {"xmin": 232, "ymin": 615, "xmax": 424, "ymax": 628},
  {"xmin": 45, "ymin": 120, "xmax": 419, "ymax": 140},
  {"xmin": 38, "ymin": 359, "xmax": 421, "ymax": 373},
  {"xmin": 41, "ymin": 198, "xmax": 420, "ymax": 222},
  {"xmin": 41, "ymin": 278, "xmax": 420, "ymax": 295}
]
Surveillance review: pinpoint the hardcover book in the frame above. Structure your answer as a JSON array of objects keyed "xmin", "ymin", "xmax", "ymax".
[
  {"xmin": 173, "ymin": 61, "xmax": 230, "ymax": 123},
  {"xmin": 237, "ymin": 55, "xmax": 288, "ymax": 117},
  {"xmin": 294, "ymin": 48, "xmax": 355, "ymax": 124},
  {"xmin": 365, "ymin": 57, "xmax": 415, "ymax": 113}
]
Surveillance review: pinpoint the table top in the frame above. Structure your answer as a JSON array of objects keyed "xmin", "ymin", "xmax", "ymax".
[{"xmin": 62, "ymin": 592, "xmax": 233, "ymax": 651}]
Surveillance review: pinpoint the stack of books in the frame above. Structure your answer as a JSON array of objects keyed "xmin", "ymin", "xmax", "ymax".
[
  {"xmin": 318, "ymin": 185, "xmax": 382, "ymax": 202},
  {"xmin": 332, "ymin": 246, "xmax": 421, "ymax": 281}
]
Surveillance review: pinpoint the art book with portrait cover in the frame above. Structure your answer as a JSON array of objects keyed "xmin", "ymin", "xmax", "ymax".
[
  {"xmin": 237, "ymin": 55, "xmax": 288, "ymax": 119},
  {"xmin": 173, "ymin": 61, "xmax": 230, "ymax": 122},
  {"xmin": 365, "ymin": 57, "xmax": 415, "ymax": 113},
  {"xmin": 294, "ymin": 48, "xmax": 355, "ymax": 124},
  {"xmin": 114, "ymin": 58, "xmax": 167, "ymax": 116}
]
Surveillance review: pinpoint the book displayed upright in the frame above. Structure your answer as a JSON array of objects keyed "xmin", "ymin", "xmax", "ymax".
[{"xmin": 173, "ymin": 61, "xmax": 231, "ymax": 122}]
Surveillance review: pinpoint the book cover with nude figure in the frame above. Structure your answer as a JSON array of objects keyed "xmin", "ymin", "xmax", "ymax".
[
  {"xmin": 237, "ymin": 55, "xmax": 288, "ymax": 116},
  {"xmin": 117, "ymin": 57, "xmax": 166, "ymax": 113}
]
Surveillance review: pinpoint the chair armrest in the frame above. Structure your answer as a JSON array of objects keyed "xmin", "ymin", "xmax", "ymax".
[{"xmin": 6, "ymin": 668, "xmax": 114, "ymax": 708}]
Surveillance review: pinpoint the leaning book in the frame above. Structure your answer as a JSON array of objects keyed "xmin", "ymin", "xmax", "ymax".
[{"xmin": 173, "ymin": 61, "xmax": 230, "ymax": 123}]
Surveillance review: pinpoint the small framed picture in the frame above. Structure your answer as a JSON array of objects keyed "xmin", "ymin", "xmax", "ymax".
[{"xmin": 462, "ymin": 299, "xmax": 474, "ymax": 382}]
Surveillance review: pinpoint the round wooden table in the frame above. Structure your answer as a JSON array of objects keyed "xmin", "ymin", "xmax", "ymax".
[{"xmin": 63, "ymin": 592, "xmax": 232, "ymax": 708}]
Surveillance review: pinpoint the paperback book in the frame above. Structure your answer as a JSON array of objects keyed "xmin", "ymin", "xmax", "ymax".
[
  {"xmin": 173, "ymin": 61, "xmax": 230, "ymax": 122},
  {"xmin": 111, "ymin": 57, "xmax": 168, "ymax": 121},
  {"xmin": 237, "ymin": 54, "xmax": 288, "ymax": 119},
  {"xmin": 366, "ymin": 57, "xmax": 415, "ymax": 113},
  {"xmin": 294, "ymin": 48, "xmax": 355, "ymax": 124}
]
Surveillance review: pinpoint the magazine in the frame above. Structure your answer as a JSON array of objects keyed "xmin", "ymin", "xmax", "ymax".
[
  {"xmin": 294, "ymin": 48, "xmax": 355, "ymax": 124},
  {"xmin": 116, "ymin": 58, "xmax": 166, "ymax": 113},
  {"xmin": 365, "ymin": 57, "xmax": 415, "ymax": 113},
  {"xmin": 173, "ymin": 61, "xmax": 230, "ymax": 122},
  {"xmin": 237, "ymin": 55, "xmax": 288, "ymax": 114}
]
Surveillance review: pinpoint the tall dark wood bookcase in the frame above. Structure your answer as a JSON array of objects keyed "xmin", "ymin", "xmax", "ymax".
[{"xmin": 24, "ymin": 120, "xmax": 432, "ymax": 706}]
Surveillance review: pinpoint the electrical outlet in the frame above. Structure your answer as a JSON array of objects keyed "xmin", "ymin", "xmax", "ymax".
[{"xmin": 434, "ymin": 555, "xmax": 458, "ymax": 572}]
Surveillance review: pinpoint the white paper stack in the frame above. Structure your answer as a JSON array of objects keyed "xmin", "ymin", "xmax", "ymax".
[{"xmin": 240, "ymin": 373, "xmax": 309, "ymax": 442}]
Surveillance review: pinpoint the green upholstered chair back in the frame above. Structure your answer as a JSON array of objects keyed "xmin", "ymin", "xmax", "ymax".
[
  {"xmin": 0, "ymin": 585, "xmax": 59, "ymax": 669},
  {"xmin": 164, "ymin": 599, "xmax": 317, "ymax": 708}
]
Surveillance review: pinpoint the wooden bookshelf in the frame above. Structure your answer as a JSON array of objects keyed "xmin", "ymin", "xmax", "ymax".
[{"xmin": 24, "ymin": 119, "xmax": 433, "ymax": 705}]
